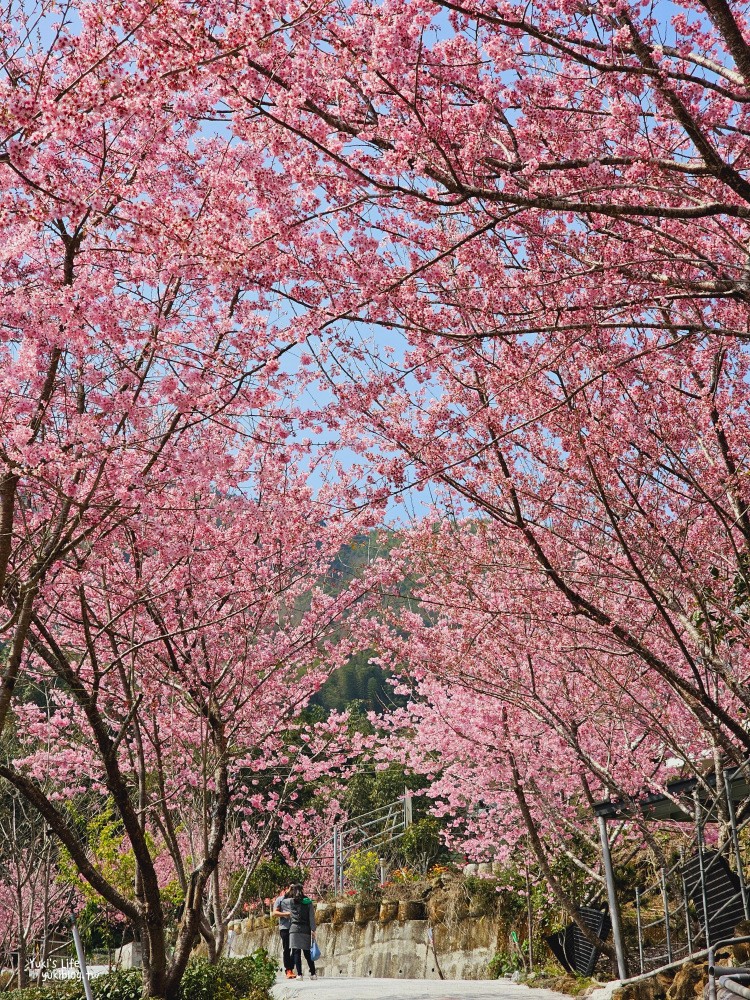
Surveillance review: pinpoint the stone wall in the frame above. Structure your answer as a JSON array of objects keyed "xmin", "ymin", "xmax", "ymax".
[{"xmin": 226, "ymin": 900, "xmax": 500, "ymax": 980}]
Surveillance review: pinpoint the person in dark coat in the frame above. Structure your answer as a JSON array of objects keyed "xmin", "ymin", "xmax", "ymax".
[{"xmin": 288, "ymin": 883, "xmax": 317, "ymax": 979}]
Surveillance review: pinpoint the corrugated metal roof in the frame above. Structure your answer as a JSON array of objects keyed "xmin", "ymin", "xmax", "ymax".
[{"xmin": 593, "ymin": 765, "xmax": 750, "ymax": 822}]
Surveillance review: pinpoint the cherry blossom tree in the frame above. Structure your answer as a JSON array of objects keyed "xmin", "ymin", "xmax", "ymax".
[
  {"xmin": 2, "ymin": 452, "xmax": 371, "ymax": 997},
  {"xmin": 202, "ymin": 0, "xmax": 750, "ymax": 351},
  {"xmin": 197, "ymin": 711, "xmax": 362, "ymax": 958},
  {"xmin": 0, "ymin": 5, "xmax": 376, "ymax": 995},
  {"xmin": 8, "ymin": 0, "xmax": 750, "ymax": 987},
  {"xmin": 361, "ymin": 501, "xmax": 737, "ymax": 960},
  {"xmin": 363, "ymin": 334, "xmax": 750, "ymax": 754},
  {"xmin": 136, "ymin": 0, "xmax": 750, "ymax": 791},
  {"xmin": 203, "ymin": 0, "xmax": 750, "ymax": 827},
  {"xmin": 2, "ymin": 0, "xmax": 419, "ymax": 745},
  {"xmin": 0, "ymin": 782, "xmax": 70, "ymax": 987}
]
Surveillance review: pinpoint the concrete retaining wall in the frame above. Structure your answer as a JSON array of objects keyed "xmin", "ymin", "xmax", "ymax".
[{"xmin": 226, "ymin": 903, "xmax": 499, "ymax": 980}]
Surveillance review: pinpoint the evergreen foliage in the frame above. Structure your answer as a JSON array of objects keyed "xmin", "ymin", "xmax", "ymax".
[{"xmin": 0, "ymin": 954, "xmax": 277, "ymax": 1000}]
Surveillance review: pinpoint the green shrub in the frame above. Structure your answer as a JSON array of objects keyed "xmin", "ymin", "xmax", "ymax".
[
  {"xmin": 179, "ymin": 954, "xmax": 277, "ymax": 1000},
  {"xmin": 400, "ymin": 818, "xmax": 444, "ymax": 871},
  {"xmin": 488, "ymin": 949, "xmax": 524, "ymax": 978},
  {"xmin": 2, "ymin": 953, "xmax": 277, "ymax": 1000},
  {"xmin": 2, "ymin": 972, "xmax": 141, "ymax": 1000},
  {"xmin": 93, "ymin": 970, "xmax": 142, "ymax": 1000},
  {"xmin": 3, "ymin": 982, "xmax": 84, "ymax": 1000},
  {"xmin": 464, "ymin": 874, "xmax": 500, "ymax": 915},
  {"xmin": 177, "ymin": 960, "xmax": 234, "ymax": 1000},
  {"xmin": 344, "ymin": 849, "xmax": 381, "ymax": 896},
  {"xmin": 217, "ymin": 951, "xmax": 277, "ymax": 996}
]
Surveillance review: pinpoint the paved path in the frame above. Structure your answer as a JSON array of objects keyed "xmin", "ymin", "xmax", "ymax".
[{"xmin": 272, "ymin": 976, "xmax": 572, "ymax": 1000}]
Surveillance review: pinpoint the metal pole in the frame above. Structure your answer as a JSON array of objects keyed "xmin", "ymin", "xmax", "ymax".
[
  {"xmin": 404, "ymin": 788, "xmax": 413, "ymax": 827},
  {"xmin": 379, "ymin": 857, "xmax": 387, "ymax": 887},
  {"xmin": 682, "ymin": 875, "xmax": 693, "ymax": 955},
  {"xmin": 71, "ymin": 918, "xmax": 94, "ymax": 1000},
  {"xmin": 635, "ymin": 887, "xmax": 644, "ymax": 974},
  {"xmin": 661, "ymin": 867, "xmax": 673, "ymax": 964},
  {"xmin": 332, "ymin": 828, "xmax": 338, "ymax": 896},
  {"xmin": 709, "ymin": 945, "xmax": 717, "ymax": 1000},
  {"xmin": 695, "ymin": 790, "xmax": 712, "ymax": 946},
  {"xmin": 597, "ymin": 815, "xmax": 628, "ymax": 980},
  {"xmin": 339, "ymin": 830, "xmax": 345, "ymax": 895},
  {"xmin": 725, "ymin": 770, "xmax": 749, "ymax": 919}
]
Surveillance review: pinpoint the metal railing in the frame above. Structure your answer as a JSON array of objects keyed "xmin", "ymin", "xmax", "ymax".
[
  {"xmin": 707, "ymin": 934, "xmax": 750, "ymax": 1000},
  {"xmin": 301, "ymin": 790, "xmax": 414, "ymax": 893},
  {"xmin": 631, "ymin": 774, "xmax": 750, "ymax": 975},
  {"xmin": 632, "ymin": 853, "xmax": 695, "ymax": 972}
]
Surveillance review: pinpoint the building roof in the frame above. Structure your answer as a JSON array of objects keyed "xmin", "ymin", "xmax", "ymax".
[{"xmin": 593, "ymin": 764, "xmax": 750, "ymax": 823}]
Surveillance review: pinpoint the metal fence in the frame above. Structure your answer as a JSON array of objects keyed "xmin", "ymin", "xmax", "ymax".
[
  {"xmin": 630, "ymin": 778, "xmax": 750, "ymax": 974},
  {"xmin": 302, "ymin": 790, "xmax": 414, "ymax": 893}
]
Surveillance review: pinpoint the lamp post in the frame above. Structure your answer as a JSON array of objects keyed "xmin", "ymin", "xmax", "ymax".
[
  {"xmin": 70, "ymin": 917, "xmax": 94, "ymax": 1000},
  {"xmin": 597, "ymin": 815, "xmax": 628, "ymax": 980}
]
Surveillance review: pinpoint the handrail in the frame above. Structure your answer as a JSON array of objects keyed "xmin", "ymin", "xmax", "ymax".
[
  {"xmin": 298, "ymin": 791, "xmax": 415, "ymax": 893},
  {"xmin": 617, "ymin": 935, "xmax": 750, "ymax": 988},
  {"xmin": 721, "ymin": 980, "xmax": 750, "ymax": 1000},
  {"xmin": 338, "ymin": 799, "xmax": 402, "ymax": 825},
  {"xmin": 707, "ymin": 935, "xmax": 750, "ymax": 1000},
  {"xmin": 635, "ymin": 805, "xmax": 750, "ymax": 908},
  {"xmin": 632, "ymin": 823, "xmax": 750, "ymax": 975}
]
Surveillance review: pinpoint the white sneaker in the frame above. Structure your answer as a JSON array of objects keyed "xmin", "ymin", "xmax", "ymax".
[{"xmin": 310, "ymin": 974, "xmax": 318, "ymax": 980}]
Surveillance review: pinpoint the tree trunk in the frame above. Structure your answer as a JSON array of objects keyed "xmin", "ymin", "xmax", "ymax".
[
  {"xmin": 16, "ymin": 924, "xmax": 27, "ymax": 990},
  {"xmin": 165, "ymin": 892, "xmax": 208, "ymax": 998},
  {"xmin": 502, "ymin": 711, "xmax": 620, "ymax": 964},
  {"xmin": 140, "ymin": 908, "xmax": 170, "ymax": 1000}
]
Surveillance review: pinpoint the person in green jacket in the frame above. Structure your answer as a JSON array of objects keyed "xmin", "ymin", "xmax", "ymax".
[{"xmin": 288, "ymin": 883, "xmax": 317, "ymax": 980}]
